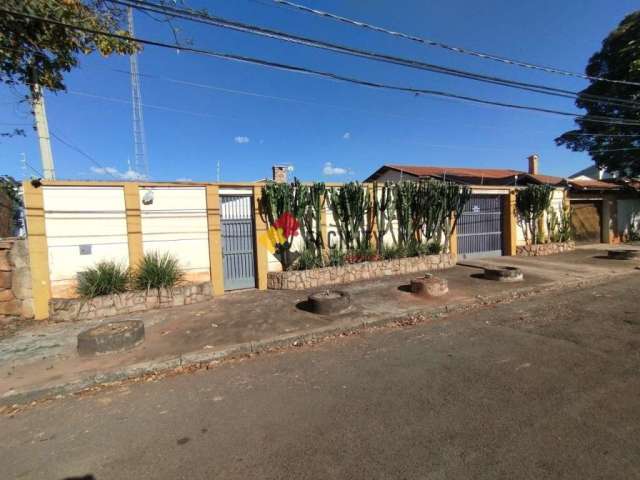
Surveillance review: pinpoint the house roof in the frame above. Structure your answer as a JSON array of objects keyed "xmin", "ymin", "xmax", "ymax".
[
  {"xmin": 384, "ymin": 164, "xmax": 522, "ymax": 180},
  {"xmin": 365, "ymin": 164, "xmax": 566, "ymax": 187},
  {"xmin": 522, "ymin": 173, "xmax": 566, "ymax": 186},
  {"xmin": 567, "ymin": 178, "xmax": 622, "ymax": 190}
]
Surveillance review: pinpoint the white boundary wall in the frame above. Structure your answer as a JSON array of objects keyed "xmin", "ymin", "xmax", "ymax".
[
  {"xmin": 139, "ymin": 187, "xmax": 210, "ymax": 284},
  {"xmin": 43, "ymin": 186, "xmax": 129, "ymax": 297}
]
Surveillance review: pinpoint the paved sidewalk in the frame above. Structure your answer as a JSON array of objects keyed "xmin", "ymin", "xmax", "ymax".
[{"xmin": 1, "ymin": 248, "xmax": 638, "ymax": 405}]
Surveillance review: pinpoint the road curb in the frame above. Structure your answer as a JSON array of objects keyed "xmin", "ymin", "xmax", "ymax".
[{"xmin": 1, "ymin": 270, "xmax": 636, "ymax": 407}]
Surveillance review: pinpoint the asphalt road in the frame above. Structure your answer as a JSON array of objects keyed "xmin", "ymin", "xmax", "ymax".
[{"xmin": 2, "ymin": 275, "xmax": 640, "ymax": 480}]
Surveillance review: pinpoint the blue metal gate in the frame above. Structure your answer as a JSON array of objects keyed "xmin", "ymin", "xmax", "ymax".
[
  {"xmin": 221, "ymin": 195, "xmax": 256, "ymax": 290},
  {"xmin": 457, "ymin": 195, "xmax": 503, "ymax": 259}
]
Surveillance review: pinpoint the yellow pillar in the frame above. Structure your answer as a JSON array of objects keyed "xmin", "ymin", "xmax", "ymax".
[
  {"xmin": 503, "ymin": 190, "xmax": 517, "ymax": 255},
  {"xmin": 123, "ymin": 183, "xmax": 143, "ymax": 269},
  {"xmin": 206, "ymin": 185, "xmax": 225, "ymax": 295},
  {"xmin": 367, "ymin": 184, "xmax": 377, "ymax": 250},
  {"xmin": 23, "ymin": 181, "xmax": 51, "ymax": 320},
  {"xmin": 253, "ymin": 185, "xmax": 268, "ymax": 290},
  {"xmin": 449, "ymin": 215, "xmax": 458, "ymax": 258},
  {"xmin": 601, "ymin": 196, "xmax": 614, "ymax": 244},
  {"xmin": 320, "ymin": 204, "xmax": 329, "ymax": 252}
]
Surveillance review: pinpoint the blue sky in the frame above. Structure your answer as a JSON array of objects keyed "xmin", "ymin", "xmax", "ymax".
[{"xmin": 1, "ymin": 0, "xmax": 638, "ymax": 182}]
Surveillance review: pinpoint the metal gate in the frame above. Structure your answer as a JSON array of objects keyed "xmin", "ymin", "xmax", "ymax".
[
  {"xmin": 220, "ymin": 195, "xmax": 256, "ymax": 290},
  {"xmin": 457, "ymin": 195, "xmax": 503, "ymax": 259}
]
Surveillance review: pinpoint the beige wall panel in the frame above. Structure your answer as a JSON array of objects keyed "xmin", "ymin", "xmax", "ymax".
[
  {"xmin": 42, "ymin": 186, "xmax": 129, "ymax": 297},
  {"xmin": 139, "ymin": 187, "xmax": 210, "ymax": 280}
]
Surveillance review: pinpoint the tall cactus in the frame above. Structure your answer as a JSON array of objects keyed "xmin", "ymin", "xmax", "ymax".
[
  {"xmin": 393, "ymin": 181, "xmax": 415, "ymax": 247},
  {"xmin": 300, "ymin": 182, "xmax": 326, "ymax": 255},
  {"xmin": 391, "ymin": 179, "xmax": 470, "ymax": 251},
  {"xmin": 328, "ymin": 182, "xmax": 370, "ymax": 250},
  {"xmin": 373, "ymin": 182, "xmax": 394, "ymax": 254}
]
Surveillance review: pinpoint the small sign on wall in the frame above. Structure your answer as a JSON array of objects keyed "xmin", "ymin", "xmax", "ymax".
[
  {"xmin": 472, "ymin": 205, "xmax": 481, "ymax": 213},
  {"xmin": 79, "ymin": 244, "xmax": 92, "ymax": 255}
]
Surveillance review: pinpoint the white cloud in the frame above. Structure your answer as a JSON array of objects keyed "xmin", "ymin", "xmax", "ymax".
[
  {"xmin": 91, "ymin": 165, "xmax": 146, "ymax": 180},
  {"xmin": 323, "ymin": 162, "xmax": 352, "ymax": 176},
  {"xmin": 234, "ymin": 136, "xmax": 250, "ymax": 144},
  {"xmin": 90, "ymin": 166, "xmax": 118, "ymax": 176},
  {"xmin": 342, "ymin": 132, "xmax": 351, "ymax": 140},
  {"xmin": 176, "ymin": 177, "xmax": 193, "ymax": 182},
  {"xmin": 120, "ymin": 169, "xmax": 146, "ymax": 180}
]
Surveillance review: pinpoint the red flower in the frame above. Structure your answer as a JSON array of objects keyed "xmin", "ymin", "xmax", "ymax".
[{"xmin": 273, "ymin": 211, "xmax": 300, "ymax": 238}]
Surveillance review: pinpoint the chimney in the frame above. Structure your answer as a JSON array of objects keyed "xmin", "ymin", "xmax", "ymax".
[
  {"xmin": 272, "ymin": 165, "xmax": 288, "ymax": 183},
  {"xmin": 528, "ymin": 154, "xmax": 539, "ymax": 175}
]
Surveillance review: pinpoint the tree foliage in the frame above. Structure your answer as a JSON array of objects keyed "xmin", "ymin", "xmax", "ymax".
[
  {"xmin": 0, "ymin": 175, "xmax": 23, "ymax": 234},
  {"xmin": 0, "ymin": 0, "xmax": 139, "ymax": 135},
  {"xmin": 555, "ymin": 11, "xmax": 640, "ymax": 175}
]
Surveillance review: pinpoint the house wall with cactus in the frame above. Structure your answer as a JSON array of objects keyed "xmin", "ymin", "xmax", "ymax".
[{"xmin": 515, "ymin": 187, "xmax": 568, "ymax": 245}]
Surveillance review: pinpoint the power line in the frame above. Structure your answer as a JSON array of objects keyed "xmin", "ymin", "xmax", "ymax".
[
  {"xmin": 110, "ymin": 0, "xmax": 640, "ymax": 111},
  {"xmin": 66, "ymin": 90, "xmax": 236, "ymax": 120},
  {"xmin": 565, "ymin": 132, "xmax": 640, "ymax": 138},
  {"xmin": 21, "ymin": 156, "xmax": 44, "ymax": 177},
  {"xmin": 3, "ymin": 7, "xmax": 640, "ymax": 127},
  {"xmin": 0, "ymin": 121, "xmax": 32, "ymax": 126},
  {"xmin": 108, "ymin": 67, "xmax": 506, "ymax": 126},
  {"xmin": 116, "ymin": 69, "xmax": 640, "ymax": 137},
  {"xmin": 589, "ymin": 147, "xmax": 640, "ymax": 153},
  {"xmin": 49, "ymin": 130, "xmax": 120, "ymax": 179},
  {"xmin": 270, "ymin": 0, "xmax": 640, "ymax": 88}
]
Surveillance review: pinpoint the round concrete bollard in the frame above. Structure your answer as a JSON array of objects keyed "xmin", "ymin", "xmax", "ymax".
[
  {"xmin": 607, "ymin": 249, "xmax": 640, "ymax": 260},
  {"xmin": 307, "ymin": 290, "xmax": 351, "ymax": 315},
  {"xmin": 483, "ymin": 266, "xmax": 524, "ymax": 282},
  {"xmin": 77, "ymin": 320, "xmax": 145, "ymax": 356},
  {"xmin": 410, "ymin": 274, "xmax": 449, "ymax": 298}
]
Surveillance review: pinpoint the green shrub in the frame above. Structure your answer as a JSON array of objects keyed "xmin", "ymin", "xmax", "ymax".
[
  {"xmin": 381, "ymin": 244, "xmax": 405, "ymax": 260},
  {"xmin": 425, "ymin": 241, "xmax": 442, "ymax": 255},
  {"xmin": 76, "ymin": 261, "xmax": 130, "ymax": 298},
  {"xmin": 295, "ymin": 248, "xmax": 324, "ymax": 271},
  {"xmin": 345, "ymin": 244, "xmax": 378, "ymax": 264},
  {"xmin": 133, "ymin": 252, "xmax": 183, "ymax": 290},
  {"xmin": 326, "ymin": 248, "xmax": 346, "ymax": 267},
  {"xmin": 406, "ymin": 241, "xmax": 429, "ymax": 257}
]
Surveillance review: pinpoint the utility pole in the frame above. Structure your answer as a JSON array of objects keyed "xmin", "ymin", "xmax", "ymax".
[{"xmin": 32, "ymin": 84, "xmax": 55, "ymax": 179}]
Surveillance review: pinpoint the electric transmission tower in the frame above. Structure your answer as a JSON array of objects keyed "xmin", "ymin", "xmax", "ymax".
[{"xmin": 128, "ymin": 7, "xmax": 149, "ymax": 178}]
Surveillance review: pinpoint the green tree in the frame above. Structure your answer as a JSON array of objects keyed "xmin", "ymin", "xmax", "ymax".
[
  {"xmin": 0, "ymin": 1, "xmax": 139, "ymax": 135},
  {"xmin": 555, "ymin": 11, "xmax": 640, "ymax": 175}
]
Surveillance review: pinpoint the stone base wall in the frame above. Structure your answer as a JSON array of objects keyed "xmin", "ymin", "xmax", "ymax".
[
  {"xmin": 516, "ymin": 241, "xmax": 575, "ymax": 257},
  {"xmin": 49, "ymin": 282, "xmax": 212, "ymax": 322},
  {"xmin": 268, "ymin": 254, "xmax": 455, "ymax": 290},
  {"xmin": 0, "ymin": 238, "xmax": 34, "ymax": 319}
]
